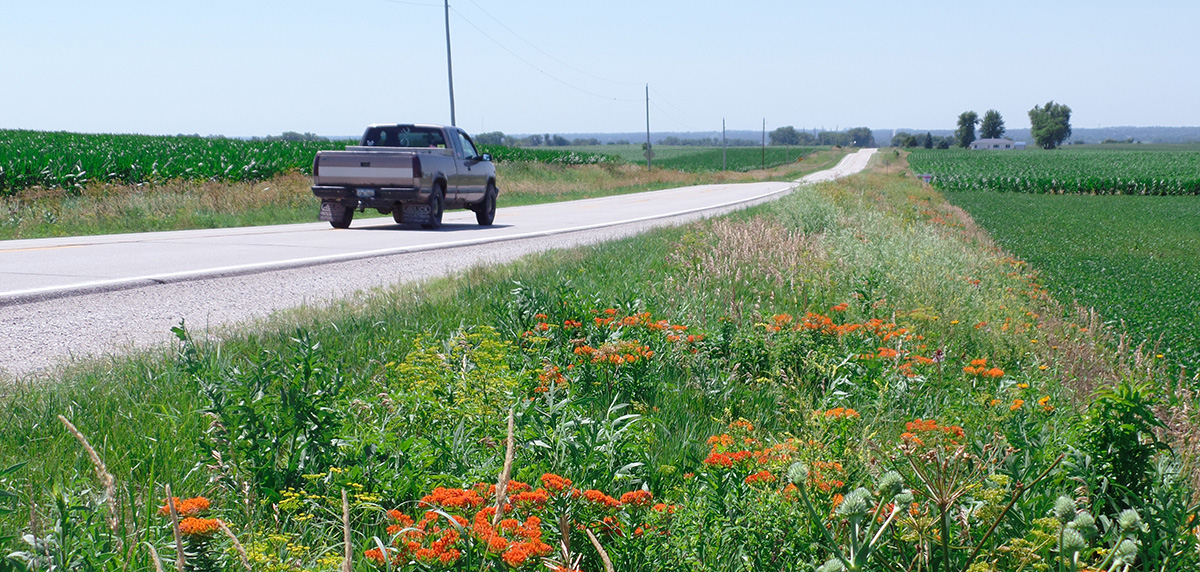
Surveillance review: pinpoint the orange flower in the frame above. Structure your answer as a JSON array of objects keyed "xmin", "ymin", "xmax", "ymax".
[
  {"xmin": 744, "ymin": 470, "xmax": 777, "ymax": 486},
  {"xmin": 158, "ymin": 496, "xmax": 210, "ymax": 518},
  {"xmin": 1010, "ymin": 399, "xmax": 1025, "ymax": 411},
  {"xmin": 179, "ymin": 517, "xmax": 220, "ymax": 537},
  {"xmin": 619, "ymin": 490, "xmax": 653, "ymax": 507},
  {"xmin": 540, "ymin": 473, "xmax": 572, "ymax": 493},
  {"xmin": 984, "ymin": 367, "xmax": 1004, "ymax": 378}
]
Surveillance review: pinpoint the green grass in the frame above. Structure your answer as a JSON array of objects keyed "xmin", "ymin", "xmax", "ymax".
[
  {"xmin": 944, "ymin": 191, "xmax": 1200, "ymax": 373},
  {"xmin": 2, "ymin": 169, "xmax": 1193, "ymax": 571},
  {"xmin": 909, "ymin": 147, "xmax": 1200, "ymax": 195}
]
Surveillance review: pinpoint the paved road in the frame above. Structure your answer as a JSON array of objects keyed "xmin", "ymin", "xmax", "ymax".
[{"xmin": 0, "ymin": 149, "xmax": 875, "ymax": 378}]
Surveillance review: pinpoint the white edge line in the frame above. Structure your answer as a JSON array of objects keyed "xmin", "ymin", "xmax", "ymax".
[{"xmin": 1, "ymin": 153, "xmax": 871, "ymax": 306}]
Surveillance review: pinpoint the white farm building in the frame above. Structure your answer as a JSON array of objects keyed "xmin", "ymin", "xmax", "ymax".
[{"xmin": 970, "ymin": 138, "xmax": 1026, "ymax": 150}]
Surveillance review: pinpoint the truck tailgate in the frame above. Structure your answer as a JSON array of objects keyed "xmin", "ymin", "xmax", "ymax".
[{"xmin": 314, "ymin": 150, "xmax": 418, "ymax": 188}]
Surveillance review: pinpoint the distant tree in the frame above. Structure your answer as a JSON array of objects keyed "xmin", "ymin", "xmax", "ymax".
[
  {"xmin": 550, "ymin": 135, "xmax": 571, "ymax": 146},
  {"xmin": 979, "ymin": 109, "xmax": 1006, "ymax": 139},
  {"xmin": 846, "ymin": 127, "xmax": 875, "ymax": 148},
  {"xmin": 769, "ymin": 126, "xmax": 802, "ymax": 146},
  {"xmin": 614, "ymin": 139, "xmax": 630, "ymax": 145},
  {"xmin": 923, "ymin": 132, "xmax": 933, "ymax": 149},
  {"xmin": 956, "ymin": 111, "xmax": 979, "ymax": 148},
  {"xmin": 890, "ymin": 132, "xmax": 921, "ymax": 148},
  {"xmin": 571, "ymin": 137, "xmax": 600, "ymax": 146},
  {"xmin": 936, "ymin": 138, "xmax": 950, "ymax": 149},
  {"xmin": 475, "ymin": 131, "xmax": 505, "ymax": 145},
  {"xmin": 527, "ymin": 134, "xmax": 543, "ymax": 147},
  {"xmin": 817, "ymin": 131, "xmax": 851, "ymax": 146},
  {"xmin": 1029, "ymin": 100, "xmax": 1073, "ymax": 149}
]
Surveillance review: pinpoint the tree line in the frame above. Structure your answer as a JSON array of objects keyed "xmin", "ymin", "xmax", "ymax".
[
  {"xmin": 950, "ymin": 102, "xmax": 1073, "ymax": 150},
  {"xmin": 767, "ymin": 126, "xmax": 876, "ymax": 147}
]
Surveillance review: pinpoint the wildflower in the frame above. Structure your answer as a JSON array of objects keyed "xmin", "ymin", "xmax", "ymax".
[
  {"xmin": 540, "ymin": 473, "xmax": 572, "ymax": 493},
  {"xmin": 158, "ymin": 496, "xmax": 210, "ymax": 517},
  {"xmin": 582, "ymin": 489, "xmax": 621, "ymax": 508},
  {"xmin": 703, "ymin": 452, "xmax": 733, "ymax": 468},
  {"xmin": 179, "ymin": 517, "xmax": 221, "ymax": 537},
  {"xmin": 832, "ymin": 303, "xmax": 849, "ymax": 312},
  {"xmin": 835, "ymin": 488, "xmax": 872, "ymax": 517},
  {"xmin": 729, "ymin": 419, "xmax": 755, "ymax": 432},
  {"xmin": 744, "ymin": 471, "xmax": 777, "ymax": 486},
  {"xmin": 421, "ymin": 487, "xmax": 485, "ymax": 510},
  {"xmin": 364, "ymin": 547, "xmax": 397, "ymax": 566},
  {"xmin": 620, "ymin": 490, "xmax": 653, "ymax": 507},
  {"xmin": 1010, "ymin": 399, "xmax": 1025, "ymax": 411},
  {"xmin": 984, "ymin": 367, "xmax": 1004, "ymax": 378}
]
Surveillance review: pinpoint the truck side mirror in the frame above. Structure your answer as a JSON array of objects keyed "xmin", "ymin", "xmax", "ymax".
[{"xmin": 481, "ymin": 153, "xmax": 492, "ymax": 162}]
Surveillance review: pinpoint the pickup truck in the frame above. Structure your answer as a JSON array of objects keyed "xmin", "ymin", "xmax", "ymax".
[{"xmin": 310, "ymin": 124, "xmax": 498, "ymax": 229}]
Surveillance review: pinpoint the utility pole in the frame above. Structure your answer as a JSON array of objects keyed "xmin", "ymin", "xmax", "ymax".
[
  {"xmin": 644, "ymin": 84, "xmax": 652, "ymax": 170},
  {"xmin": 722, "ymin": 118, "xmax": 726, "ymax": 171},
  {"xmin": 444, "ymin": 0, "xmax": 456, "ymax": 126},
  {"xmin": 761, "ymin": 118, "xmax": 766, "ymax": 170}
]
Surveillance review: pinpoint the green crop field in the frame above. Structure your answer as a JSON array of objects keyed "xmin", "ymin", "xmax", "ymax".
[
  {"xmin": 567, "ymin": 144, "xmax": 823, "ymax": 172},
  {"xmin": 908, "ymin": 147, "xmax": 1200, "ymax": 195},
  {"xmin": 0, "ymin": 130, "xmax": 351, "ymax": 195},
  {"xmin": 944, "ymin": 191, "xmax": 1200, "ymax": 372}
]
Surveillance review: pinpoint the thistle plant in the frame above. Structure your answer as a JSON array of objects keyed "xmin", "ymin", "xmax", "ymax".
[{"xmin": 789, "ymin": 463, "xmax": 911, "ymax": 572}]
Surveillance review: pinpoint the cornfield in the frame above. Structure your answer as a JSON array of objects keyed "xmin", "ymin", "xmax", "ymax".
[
  {"xmin": 908, "ymin": 148, "xmax": 1200, "ymax": 195},
  {"xmin": 0, "ymin": 131, "xmax": 623, "ymax": 197},
  {"xmin": 0, "ymin": 130, "xmax": 349, "ymax": 196}
]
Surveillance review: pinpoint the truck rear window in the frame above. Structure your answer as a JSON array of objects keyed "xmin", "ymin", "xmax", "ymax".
[{"xmin": 362, "ymin": 126, "xmax": 447, "ymax": 148}]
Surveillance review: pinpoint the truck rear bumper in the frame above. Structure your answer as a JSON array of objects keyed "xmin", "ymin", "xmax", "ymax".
[{"xmin": 312, "ymin": 186, "xmax": 427, "ymax": 210}]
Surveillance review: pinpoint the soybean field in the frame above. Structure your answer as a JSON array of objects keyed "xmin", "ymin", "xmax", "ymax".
[{"xmin": 909, "ymin": 147, "xmax": 1200, "ymax": 195}]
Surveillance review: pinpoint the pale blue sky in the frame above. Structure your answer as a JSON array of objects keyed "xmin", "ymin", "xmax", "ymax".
[{"xmin": 3, "ymin": 0, "xmax": 1197, "ymax": 136}]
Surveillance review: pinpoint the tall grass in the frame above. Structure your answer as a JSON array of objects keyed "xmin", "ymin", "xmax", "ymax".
[{"xmin": 3, "ymin": 164, "xmax": 1193, "ymax": 571}]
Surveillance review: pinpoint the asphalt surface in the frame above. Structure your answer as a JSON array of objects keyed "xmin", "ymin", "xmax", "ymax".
[{"xmin": 0, "ymin": 149, "xmax": 876, "ymax": 379}]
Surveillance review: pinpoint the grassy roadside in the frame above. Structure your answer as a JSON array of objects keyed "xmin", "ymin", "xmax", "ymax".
[
  {"xmin": 4, "ymin": 158, "xmax": 1193, "ymax": 571},
  {"xmin": 0, "ymin": 149, "xmax": 845, "ymax": 240}
]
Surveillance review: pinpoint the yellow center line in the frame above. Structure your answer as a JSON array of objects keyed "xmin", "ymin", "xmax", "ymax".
[{"xmin": 0, "ymin": 244, "xmax": 88, "ymax": 253}]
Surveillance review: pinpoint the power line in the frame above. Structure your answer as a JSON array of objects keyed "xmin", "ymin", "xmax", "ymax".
[
  {"xmin": 649, "ymin": 85, "xmax": 709, "ymax": 124},
  {"xmin": 448, "ymin": 6, "xmax": 640, "ymax": 102},
  {"xmin": 464, "ymin": 0, "xmax": 643, "ymax": 87},
  {"xmin": 649, "ymin": 99, "xmax": 698, "ymax": 132},
  {"xmin": 377, "ymin": 0, "xmax": 440, "ymax": 6}
]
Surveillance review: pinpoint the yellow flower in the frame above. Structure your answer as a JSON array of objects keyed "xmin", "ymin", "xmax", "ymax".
[
  {"xmin": 1038, "ymin": 365, "xmax": 1049, "ymax": 371},
  {"xmin": 1017, "ymin": 382, "xmax": 1029, "ymax": 389}
]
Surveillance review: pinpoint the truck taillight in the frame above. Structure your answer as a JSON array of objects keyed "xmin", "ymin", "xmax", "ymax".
[
  {"xmin": 411, "ymin": 155, "xmax": 422, "ymax": 180},
  {"xmin": 312, "ymin": 155, "xmax": 320, "ymax": 177}
]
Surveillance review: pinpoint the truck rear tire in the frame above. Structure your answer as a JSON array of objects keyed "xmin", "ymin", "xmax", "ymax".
[
  {"xmin": 330, "ymin": 205, "xmax": 354, "ymax": 229},
  {"xmin": 475, "ymin": 183, "xmax": 496, "ymax": 226},
  {"xmin": 421, "ymin": 187, "xmax": 444, "ymax": 230}
]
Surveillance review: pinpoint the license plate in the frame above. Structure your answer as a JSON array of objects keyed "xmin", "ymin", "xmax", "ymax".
[
  {"xmin": 318, "ymin": 201, "xmax": 344, "ymax": 222},
  {"xmin": 356, "ymin": 188, "xmax": 375, "ymax": 199},
  {"xmin": 400, "ymin": 203, "xmax": 432, "ymax": 224}
]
